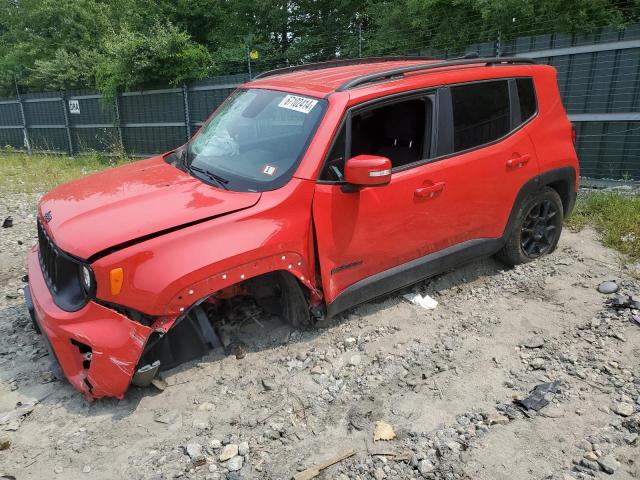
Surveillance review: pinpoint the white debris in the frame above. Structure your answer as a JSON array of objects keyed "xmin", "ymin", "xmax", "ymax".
[{"xmin": 403, "ymin": 292, "xmax": 438, "ymax": 310}]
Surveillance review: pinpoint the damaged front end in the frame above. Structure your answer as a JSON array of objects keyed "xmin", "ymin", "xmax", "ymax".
[
  {"xmin": 28, "ymin": 244, "xmax": 293, "ymax": 399},
  {"xmin": 132, "ymin": 303, "xmax": 223, "ymax": 388}
]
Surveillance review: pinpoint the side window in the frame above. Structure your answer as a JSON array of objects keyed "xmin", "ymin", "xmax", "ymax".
[
  {"xmin": 451, "ymin": 80, "xmax": 510, "ymax": 152},
  {"xmin": 517, "ymin": 78, "xmax": 537, "ymax": 122},
  {"xmin": 321, "ymin": 96, "xmax": 433, "ymax": 181}
]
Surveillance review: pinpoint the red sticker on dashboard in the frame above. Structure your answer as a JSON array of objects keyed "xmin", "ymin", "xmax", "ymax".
[{"xmin": 262, "ymin": 164, "xmax": 278, "ymax": 176}]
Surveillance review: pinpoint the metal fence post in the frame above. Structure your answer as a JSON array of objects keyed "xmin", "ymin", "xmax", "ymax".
[
  {"xmin": 61, "ymin": 92, "xmax": 74, "ymax": 155},
  {"xmin": 182, "ymin": 84, "xmax": 191, "ymax": 141},
  {"xmin": 15, "ymin": 86, "xmax": 31, "ymax": 154},
  {"xmin": 113, "ymin": 92, "xmax": 125, "ymax": 153}
]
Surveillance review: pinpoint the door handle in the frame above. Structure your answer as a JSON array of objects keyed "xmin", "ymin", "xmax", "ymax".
[
  {"xmin": 415, "ymin": 182, "xmax": 445, "ymax": 199},
  {"xmin": 506, "ymin": 154, "xmax": 531, "ymax": 168}
]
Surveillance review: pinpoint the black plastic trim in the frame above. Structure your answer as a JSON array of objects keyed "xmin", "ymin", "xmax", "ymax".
[
  {"xmin": 37, "ymin": 218, "xmax": 95, "ymax": 312},
  {"xmin": 502, "ymin": 166, "xmax": 577, "ymax": 238},
  {"xmin": 326, "ymin": 238, "xmax": 502, "ymax": 319},
  {"xmin": 336, "ymin": 57, "xmax": 536, "ymax": 91}
]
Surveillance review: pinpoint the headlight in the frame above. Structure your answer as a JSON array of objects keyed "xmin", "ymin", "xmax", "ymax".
[{"xmin": 80, "ymin": 265, "xmax": 93, "ymax": 292}]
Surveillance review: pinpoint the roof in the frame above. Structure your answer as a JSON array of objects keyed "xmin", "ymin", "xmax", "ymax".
[
  {"xmin": 247, "ymin": 59, "xmax": 434, "ymax": 97},
  {"xmin": 245, "ymin": 57, "xmax": 536, "ymax": 98}
]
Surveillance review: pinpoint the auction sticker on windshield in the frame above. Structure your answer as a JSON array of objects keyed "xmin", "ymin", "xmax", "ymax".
[
  {"xmin": 278, "ymin": 95, "xmax": 318, "ymax": 114},
  {"xmin": 262, "ymin": 164, "xmax": 278, "ymax": 176}
]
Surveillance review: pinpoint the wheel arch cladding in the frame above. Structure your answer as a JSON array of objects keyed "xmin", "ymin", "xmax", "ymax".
[
  {"xmin": 503, "ymin": 166, "xmax": 577, "ymax": 238},
  {"xmin": 166, "ymin": 253, "xmax": 320, "ymax": 316}
]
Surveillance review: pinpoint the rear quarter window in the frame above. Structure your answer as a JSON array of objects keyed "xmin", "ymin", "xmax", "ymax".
[
  {"xmin": 516, "ymin": 78, "xmax": 537, "ymax": 122},
  {"xmin": 451, "ymin": 80, "xmax": 510, "ymax": 152}
]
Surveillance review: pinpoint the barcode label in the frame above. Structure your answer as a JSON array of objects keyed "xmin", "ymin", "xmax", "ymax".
[{"xmin": 277, "ymin": 95, "xmax": 318, "ymax": 114}]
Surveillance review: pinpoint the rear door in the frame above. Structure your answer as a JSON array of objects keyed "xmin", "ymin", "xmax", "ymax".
[{"xmin": 428, "ymin": 78, "xmax": 541, "ymax": 240}]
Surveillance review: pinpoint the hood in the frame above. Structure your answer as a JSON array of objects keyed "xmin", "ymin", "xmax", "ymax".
[{"xmin": 38, "ymin": 156, "xmax": 261, "ymax": 259}]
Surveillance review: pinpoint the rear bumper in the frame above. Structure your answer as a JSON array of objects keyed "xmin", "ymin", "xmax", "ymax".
[{"xmin": 26, "ymin": 247, "xmax": 153, "ymax": 400}]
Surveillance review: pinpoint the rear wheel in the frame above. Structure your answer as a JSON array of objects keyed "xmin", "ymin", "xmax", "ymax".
[{"xmin": 496, "ymin": 187, "xmax": 564, "ymax": 266}]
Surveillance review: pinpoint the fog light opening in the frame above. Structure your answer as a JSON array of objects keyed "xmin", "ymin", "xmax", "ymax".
[{"xmin": 70, "ymin": 339, "xmax": 93, "ymax": 370}]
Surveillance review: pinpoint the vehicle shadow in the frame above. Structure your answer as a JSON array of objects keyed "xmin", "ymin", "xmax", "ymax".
[{"xmin": 5, "ymin": 254, "xmax": 509, "ymax": 415}]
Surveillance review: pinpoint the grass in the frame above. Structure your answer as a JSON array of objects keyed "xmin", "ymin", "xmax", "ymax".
[
  {"xmin": 567, "ymin": 192, "xmax": 640, "ymax": 262},
  {"xmin": 0, "ymin": 149, "xmax": 131, "ymax": 194}
]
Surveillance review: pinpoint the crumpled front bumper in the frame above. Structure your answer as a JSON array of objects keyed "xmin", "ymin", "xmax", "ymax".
[{"xmin": 25, "ymin": 247, "xmax": 153, "ymax": 400}]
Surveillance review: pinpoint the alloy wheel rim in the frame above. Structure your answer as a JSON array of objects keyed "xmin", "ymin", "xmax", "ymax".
[{"xmin": 520, "ymin": 200, "xmax": 558, "ymax": 257}]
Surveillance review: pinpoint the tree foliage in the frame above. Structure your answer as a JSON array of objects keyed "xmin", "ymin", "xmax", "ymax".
[{"xmin": 0, "ymin": 0, "xmax": 637, "ymax": 96}]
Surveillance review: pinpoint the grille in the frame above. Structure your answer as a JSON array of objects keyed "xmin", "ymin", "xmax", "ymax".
[
  {"xmin": 37, "ymin": 218, "xmax": 60, "ymax": 293},
  {"xmin": 36, "ymin": 218, "xmax": 89, "ymax": 311}
]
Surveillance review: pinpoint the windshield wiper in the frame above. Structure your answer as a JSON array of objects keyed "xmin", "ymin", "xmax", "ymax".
[{"xmin": 188, "ymin": 165, "xmax": 230, "ymax": 190}]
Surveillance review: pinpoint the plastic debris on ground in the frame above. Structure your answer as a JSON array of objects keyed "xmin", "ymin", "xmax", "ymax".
[
  {"xmin": 609, "ymin": 294, "xmax": 640, "ymax": 310},
  {"xmin": 1, "ymin": 217, "xmax": 12, "ymax": 228},
  {"xmin": 516, "ymin": 380, "xmax": 561, "ymax": 412},
  {"xmin": 403, "ymin": 292, "xmax": 438, "ymax": 310}
]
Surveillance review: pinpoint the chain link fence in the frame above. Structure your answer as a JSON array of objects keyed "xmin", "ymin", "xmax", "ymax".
[{"xmin": 0, "ymin": 25, "xmax": 639, "ymax": 180}]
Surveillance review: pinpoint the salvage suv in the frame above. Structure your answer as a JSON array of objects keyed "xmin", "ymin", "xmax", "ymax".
[{"xmin": 25, "ymin": 56, "xmax": 579, "ymax": 399}]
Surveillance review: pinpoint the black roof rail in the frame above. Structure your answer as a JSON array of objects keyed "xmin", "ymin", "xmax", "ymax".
[
  {"xmin": 253, "ymin": 56, "xmax": 434, "ymax": 80},
  {"xmin": 336, "ymin": 56, "xmax": 536, "ymax": 91}
]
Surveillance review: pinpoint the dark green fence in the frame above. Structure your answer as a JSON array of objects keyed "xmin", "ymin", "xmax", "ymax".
[{"xmin": 1, "ymin": 25, "xmax": 639, "ymax": 180}]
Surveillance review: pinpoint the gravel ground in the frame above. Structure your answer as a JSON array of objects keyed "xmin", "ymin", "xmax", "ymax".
[{"xmin": 0, "ymin": 191, "xmax": 639, "ymax": 480}]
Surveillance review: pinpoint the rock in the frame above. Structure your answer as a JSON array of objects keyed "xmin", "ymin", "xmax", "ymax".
[
  {"xmin": 225, "ymin": 455, "xmax": 243, "ymax": 472},
  {"xmin": 310, "ymin": 365, "xmax": 323, "ymax": 375},
  {"xmin": 581, "ymin": 458, "xmax": 600, "ymax": 471},
  {"xmin": 487, "ymin": 414, "xmax": 509, "ymax": 426},
  {"xmin": 0, "ymin": 436, "xmax": 10, "ymax": 450},
  {"xmin": 624, "ymin": 433, "xmax": 638, "ymax": 445},
  {"xmin": 583, "ymin": 451, "xmax": 598, "ymax": 462},
  {"xmin": 54, "ymin": 466, "xmax": 64, "ymax": 474},
  {"xmin": 349, "ymin": 354, "xmax": 361, "ymax": 366},
  {"xmin": 373, "ymin": 467, "xmax": 386, "ymax": 480},
  {"xmin": 597, "ymin": 454, "xmax": 619, "ymax": 474},
  {"xmin": 522, "ymin": 336, "xmax": 545, "ymax": 348},
  {"xmin": 82, "ymin": 465, "xmax": 91, "ymax": 473},
  {"xmin": 219, "ymin": 443, "xmax": 239, "ymax": 462},
  {"xmin": 612, "ymin": 402, "xmax": 635, "ymax": 417},
  {"xmin": 345, "ymin": 337, "xmax": 357, "ymax": 346},
  {"xmin": 197, "ymin": 402, "xmax": 214, "ymax": 411},
  {"xmin": 2, "ymin": 216, "xmax": 13, "ymax": 228},
  {"xmin": 210, "ymin": 439, "xmax": 222, "ymax": 449},
  {"xmin": 238, "ymin": 441, "xmax": 249, "ymax": 456},
  {"xmin": 261, "ymin": 378, "xmax": 275, "ymax": 391},
  {"xmin": 373, "ymin": 421, "xmax": 396, "ymax": 441},
  {"xmin": 529, "ymin": 358, "xmax": 546, "ymax": 370},
  {"xmin": 185, "ymin": 443, "xmax": 203, "ymax": 459},
  {"xmin": 597, "ymin": 281, "xmax": 619, "ymax": 294},
  {"xmin": 418, "ymin": 459, "xmax": 435, "ymax": 474}
]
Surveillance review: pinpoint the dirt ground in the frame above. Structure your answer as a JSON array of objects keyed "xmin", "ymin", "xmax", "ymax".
[{"xmin": 0, "ymin": 191, "xmax": 639, "ymax": 480}]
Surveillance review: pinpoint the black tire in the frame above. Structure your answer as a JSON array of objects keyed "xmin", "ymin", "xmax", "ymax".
[
  {"xmin": 496, "ymin": 187, "xmax": 564, "ymax": 266},
  {"xmin": 276, "ymin": 272, "xmax": 313, "ymax": 328}
]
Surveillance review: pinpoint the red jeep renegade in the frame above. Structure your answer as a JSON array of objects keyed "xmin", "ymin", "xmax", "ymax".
[{"xmin": 25, "ymin": 57, "xmax": 579, "ymax": 399}]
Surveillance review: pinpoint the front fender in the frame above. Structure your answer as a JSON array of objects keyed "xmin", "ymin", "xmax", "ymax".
[
  {"xmin": 166, "ymin": 252, "xmax": 319, "ymax": 314},
  {"xmin": 91, "ymin": 178, "xmax": 318, "ymax": 316}
]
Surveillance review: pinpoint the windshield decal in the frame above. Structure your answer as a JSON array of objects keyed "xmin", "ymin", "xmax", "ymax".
[
  {"xmin": 277, "ymin": 95, "xmax": 318, "ymax": 114},
  {"xmin": 262, "ymin": 164, "xmax": 278, "ymax": 176}
]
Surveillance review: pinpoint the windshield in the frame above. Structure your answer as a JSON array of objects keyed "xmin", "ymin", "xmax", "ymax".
[{"xmin": 186, "ymin": 88, "xmax": 326, "ymax": 192}]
